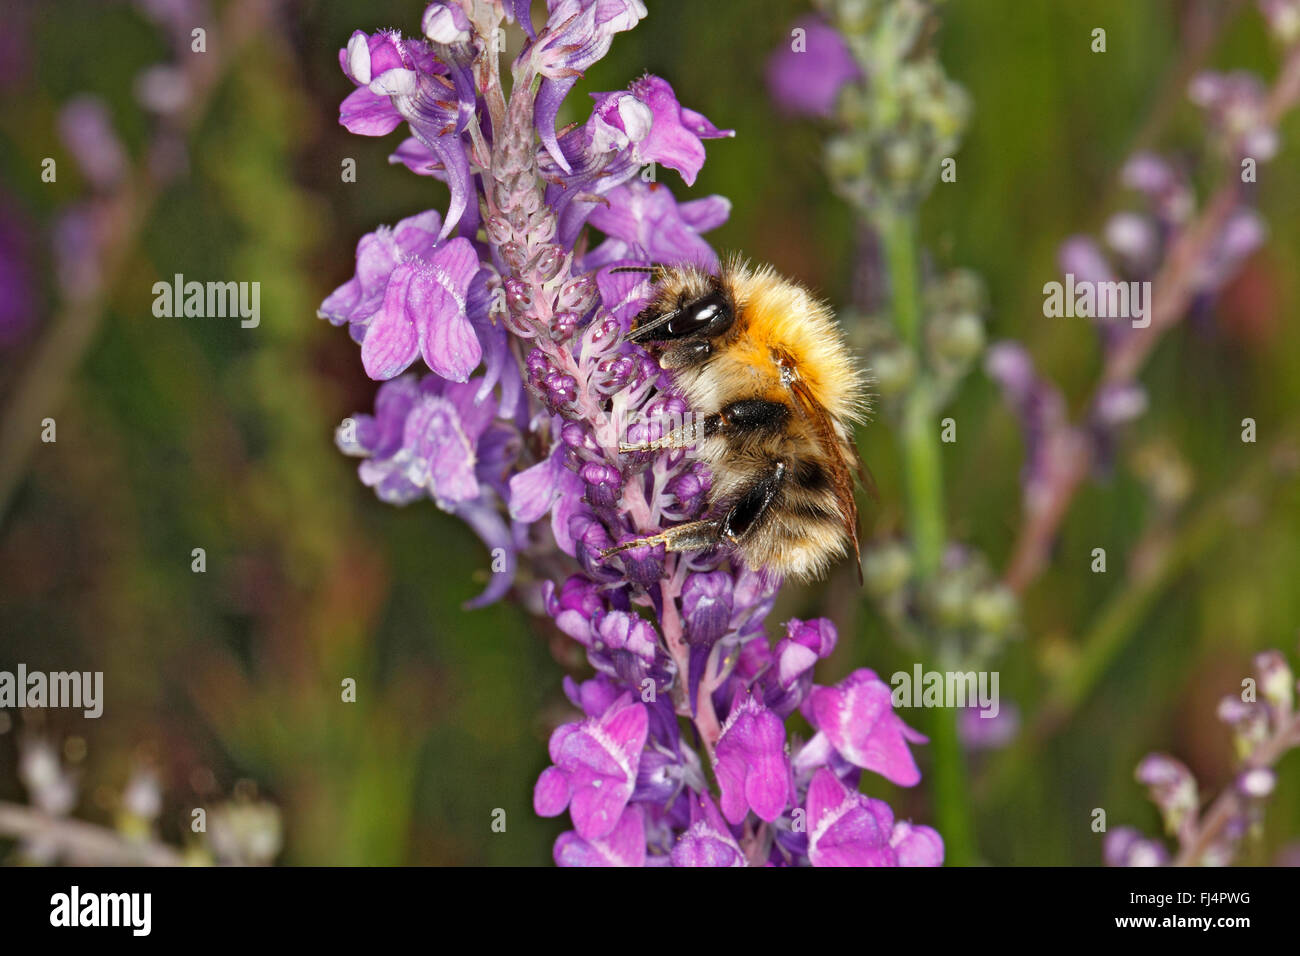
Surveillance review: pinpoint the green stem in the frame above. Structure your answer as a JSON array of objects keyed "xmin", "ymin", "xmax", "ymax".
[
  {"xmin": 882, "ymin": 214, "xmax": 945, "ymax": 578},
  {"xmin": 901, "ymin": 387, "xmax": 945, "ymax": 577},
  {"xmin": 882, "ymin": 214, "xmax": 922, "ymax": 347},
  {"xmin": 928, "ymin": 703, "xmax": 975, "ymax": 865},
  {"xmin": 880, "ymin": 211, "xmax": 974, "ymax": 864}
]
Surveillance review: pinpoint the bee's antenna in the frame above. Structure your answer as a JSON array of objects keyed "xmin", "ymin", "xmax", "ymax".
[
  {"xmin": 627, "ymin": 307, "xmax": 682, "ymax": 341},
  {"xmin": 608, "ymin": 264, "xmax": 663, "ymax": 275}
]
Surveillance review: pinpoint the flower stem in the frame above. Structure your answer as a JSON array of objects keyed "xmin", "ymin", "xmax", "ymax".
[
  {"xmin": 0, "ymin": 802, "xmax": 185, "ymax": 866},
  {"xmin": 927, "ymin": 701, "xmax": 975, "ymax": 866},
  {"xmin": 880, "ymin": 211, "xmax": 974, "ymax": 864},
  {"xmin": 881, "ymin": 214, "xmax": 945, "ymax": 578}
]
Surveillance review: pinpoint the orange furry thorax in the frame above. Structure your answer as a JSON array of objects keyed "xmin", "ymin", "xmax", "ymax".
[{"xmin": 674, "ymin": 262, "xmax": 867, "ymax": 424}]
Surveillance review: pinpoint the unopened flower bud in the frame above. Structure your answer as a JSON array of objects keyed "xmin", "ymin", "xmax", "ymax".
[
  {"xmin": 1135, "ymin": 753, "xmax": 1198, "ymax": 837},
  {"xmin": 422, "ymin": 2, "xmax": 472, "ymax": 44},
  {"xmin": 550, "ymin": 311, "xmax": 580, "ymax": 342},
  {"xmin": 1237, "ymin": 767, "xmax": 1276, "ymax": 799},
  {"xmin": 931, "ymin": 311, "xmax": 985, "ymax": 363},
  {"xmin": 1260, "ymin": 0, "xmax": 1300, "ymax": 45},
  {"xmin": 970, "ymin": 585, "xmax": 1017, "ymax": 636},
  {"xmin": 682, "ymin": 571, "xmax": 733, "ymax": 646},
  {"xmin": 825, "ymin": 134, "xmax": 869, "ymax": 182},
  {"xmin": 861, "ymin": 540, "xmax": 912, "ymax": 599},
  {"xmin": 1255, "ymin": 650, "xmax": 1293, "ymax": 714},
  {"xmin": 558, "ymin": 274, "xmax": 598, "ymax": 312},
  {"xmin": 882, "ymin": 135, "xmax": 922, "ymax": 186},
  {"xmin": 869, "ymin": 345, "xmax": 915, "ymax": 397}
]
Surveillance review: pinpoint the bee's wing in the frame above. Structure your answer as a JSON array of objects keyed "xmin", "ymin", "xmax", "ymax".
[
  {"xmin": 790, "ymin": 379, "xmax": 862, "ymax": 572},
  {"xmin": 851, "ymin": 440, "xmax": 879, "ymax": 502}
]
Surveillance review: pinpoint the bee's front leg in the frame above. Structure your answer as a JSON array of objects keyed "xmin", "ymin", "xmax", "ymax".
[
  {"xmin": 617, "ymin": 399, "xmax": 790, "ymax": 454},
  {"xmin": 617, "ymin": 416, "xmax": 708, "ymax": 454}
]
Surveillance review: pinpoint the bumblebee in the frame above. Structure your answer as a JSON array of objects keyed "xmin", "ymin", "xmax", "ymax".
[{"xmin": 602, "ymin": 258, "xmax": 869, "ymax": 581}]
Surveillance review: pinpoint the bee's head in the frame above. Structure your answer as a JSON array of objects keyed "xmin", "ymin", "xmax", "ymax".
[{"xmin": 628, "ymin": 286, "xmax": 735, "ymax": 370}]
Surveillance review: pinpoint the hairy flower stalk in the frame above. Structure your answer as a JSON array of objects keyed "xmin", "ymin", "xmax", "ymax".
[
  {"xmin": 1107, "ymin": 647, "xmax": 1300, "ymax": 867},
  {"xmin": 324, "ymin": 1, "xmax": 942, "ymax": 866},
  {"xmin": 975, "ymin": 0, "xmax": 1300, "ymax": 779},
  {"xmin": 993, "ymin": 2, "xmax": 1300, "ymax": 595}
]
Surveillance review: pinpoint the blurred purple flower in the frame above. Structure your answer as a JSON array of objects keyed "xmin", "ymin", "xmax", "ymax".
[
  {"xmin": 958, "ymin": 700, "xmax": 1020, "ymax": 751},
  {"xmin": 984, "ymin": 342, "xmax": 1068, "ymax": 509},
  {"xmin": 58, "ymin": 96, "xmax": 128, "ymax": 191},
  {"xmin": 1189, "ymin": 70, "xmax": 1278, "ymax": 161},
  {"xmin": 766, "ymin": 16, "xmax": 862, "ymax": 119},
  {"xmin": 0, "ymin": 199, "xmax": 37, "ymax": 346},
  {"xmin": 1104, "ymin": 826, "xmax": 1171, "ymax": 867}
]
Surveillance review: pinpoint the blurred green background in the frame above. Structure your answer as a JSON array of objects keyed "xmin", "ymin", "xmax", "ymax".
[{"xmin": 1, "ymin": 0, "xmax": 1297, "ymax": 865}]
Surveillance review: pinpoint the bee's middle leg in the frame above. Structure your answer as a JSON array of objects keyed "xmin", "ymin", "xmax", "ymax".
[
  {"xmin": 600, "ymin": 457, "xmax": 788, "ymax": 560},
  {"xmin": 599, "ymin": 519, "xmax": 724, "ymax": 558}
]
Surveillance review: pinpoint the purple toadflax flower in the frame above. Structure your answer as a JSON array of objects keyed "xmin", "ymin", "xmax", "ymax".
[
  {"xmin": 766, "ymin": 15, "xmax": 863, "ymax": 119},
  {"xmin": 324, "ymin": 0, "xmax": 943, "ymax": 866}
]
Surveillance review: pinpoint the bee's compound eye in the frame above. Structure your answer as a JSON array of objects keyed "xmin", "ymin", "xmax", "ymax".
[{"xmin": 666, "ymin": 291, "xmax": 731, "ymax": 338}]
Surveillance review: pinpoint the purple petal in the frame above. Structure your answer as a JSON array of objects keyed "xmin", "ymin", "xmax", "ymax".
[
  {"xmin": 403, "ymin": 394, "xmax": 479, "ymax": 508},
  {"xmin": 562, "ymin": 702, "xmax": 648, "ymax": 839},
  {"xmin": 624, "ymin": 75, "xmax": 732, "ymax": 186},
  {"xmin": 586, "ymin": 181, "xmax": 724, "ymax": 270},
  {"xmin": 389, "ymin": 137, "xmax": 443, "ymax": 176},
  {"xmin": 806, "ymin": 769, "xmax": 898, "ymax": 867},
  {"xmin": 715, "ymin": 695, "xmax": 791, "ymax": 824},
  {"xmin": 807, "ymin": 669, "xmax": 926, "ymax": 787},
  {"xmin": 536, "ymin": 76, "xmax": 579, "ymax": 174},
  {"xmin": 415, "ymin": 238, "xmax": 481, "ymax": 381},
  {"xmin": 671, "ymin": 794, "xmax": 746, "ymax": 867},
  {"xmin": 318, "ymin": 229, "xmax": 402, "ymax": 326},
  {"xmin": 554, "ymin": 805, "xmax": 646, "ymax": 867},
  {"xmin": 340, "ymin": 86, "xmax": 403, "ymax": 136},
  {"xmin": 457, "ymin": 502, "xmax": 517, "ymax": 609},
  {"xmin": 534, "ymin": 765, "xmax": 572, "ymax": 817},
  {"xmin": 508, "ymin": 447, "xmax": 565, "ymax": 523},
  {"xmin": 361, "ymin": 262, "xmax": 423, "ymax": 379},
  {"xmin": 890, "ymin": 821, "xmax": 944, "ymax": 866},
  {"xmin": 505, "ymin": 0, "xmax": 537, "ymax": 40}
]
